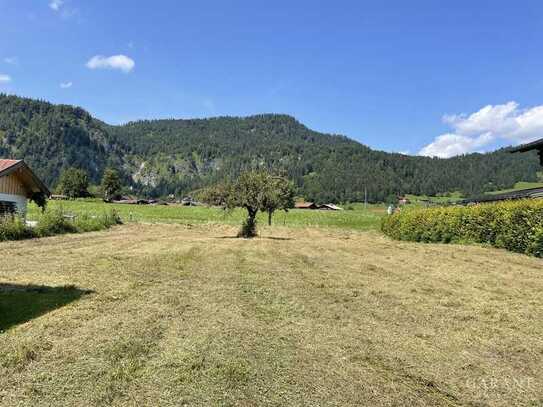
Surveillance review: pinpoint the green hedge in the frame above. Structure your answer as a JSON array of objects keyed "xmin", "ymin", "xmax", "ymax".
[
  {"xmin": 381, "ymin": 199, "xmax": 543, "ymax": 257},
  {"xmin": 0, "ymin": 209, "xmax": 122, "ymax": 242}
]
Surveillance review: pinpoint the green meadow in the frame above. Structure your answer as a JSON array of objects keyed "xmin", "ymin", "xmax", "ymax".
[{"xmin": 27, "ymin": 199, "xmax": 386, "ymax": 231}]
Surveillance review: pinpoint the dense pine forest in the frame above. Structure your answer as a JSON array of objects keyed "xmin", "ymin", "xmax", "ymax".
[{"xmin": 0, "ymin": 94, "xmax": 540, "ymax": 202}]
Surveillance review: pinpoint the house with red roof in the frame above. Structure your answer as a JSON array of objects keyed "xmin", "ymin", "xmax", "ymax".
[{"xmin": 0, "ymin": 159, "xmax": 50, "ymax": 216}]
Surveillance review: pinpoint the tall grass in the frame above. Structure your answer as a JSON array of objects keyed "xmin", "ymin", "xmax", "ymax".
[
  {"xmin": 381, "ymin": 199, "xmax": 543, "ymax": 257},
  {"xmin": 0, "ymin": 208, "xmax": 121, "ymax": 242}
]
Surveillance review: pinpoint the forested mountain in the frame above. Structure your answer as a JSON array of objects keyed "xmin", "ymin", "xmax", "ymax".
[
  {"xmin": 0, "ymin": 94, "xmax": 540, "ymax": 202},
  {"xmin": 0, "ymin": 94, "xmax": 125, "ymax": 187}
]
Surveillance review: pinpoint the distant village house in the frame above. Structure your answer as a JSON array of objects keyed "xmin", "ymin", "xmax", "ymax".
[
  {"xmin": 0, "ymin": 159, "xmax": 50, "ymax": 216},
  {"xmin": 318, "ymin": 203, "xmax": 344, "ymax": 211},
  {"xmin": 398, "ymin": 196, "xmax": 410, "ymax": 205},
  {"xmin": 295, "ymin": 202, "xmax": 343, "ymax": 210},
  {"xmin": 295, "ymin": 202, "xmax": 319, "ymax": 210}
]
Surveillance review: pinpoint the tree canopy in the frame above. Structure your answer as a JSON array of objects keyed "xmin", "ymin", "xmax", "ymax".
[
  {"xmin": 201, "ymin": 171, "xmax": 295, "ymax": 237},
  {"xmin": 101, "ymin": 168, "xmax": 122, "ymax": 201},
  {"xmin": 57, "ymin": 168, "xmax": 90, "ymax": 198}
]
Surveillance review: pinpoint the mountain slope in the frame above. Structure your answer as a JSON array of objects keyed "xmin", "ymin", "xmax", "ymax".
[
  {"xmin": 0, "ymin": 94, "xmax": 124, "ymax": 186},
  {"xmin": 0, "ymin": 94, "xmax": 540, "ymax": 201},
  {"xmin": 111, "ymin": 115, "xmax": 540, "ymax": 201}
]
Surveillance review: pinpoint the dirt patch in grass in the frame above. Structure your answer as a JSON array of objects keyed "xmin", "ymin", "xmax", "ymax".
[{"xmin": 0, "ymin": 224, "xmax": 542, "ymax": 406}]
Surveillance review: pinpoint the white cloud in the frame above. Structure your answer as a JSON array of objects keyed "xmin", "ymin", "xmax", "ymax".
[
  {"xmin": 60, "ymin": 81, "xmax": 72, "ymax": 88},
  {"xmin": 86, "ymin": 55, "xmax": 135, "ymax": 73},
  {"xmin": 419, "ymin": 102, "xmax": 543, "ymax": 158},
  {"xmin": 419, "ymin": 133, "xmax": 494, "ymax": 158},
  {"xmin": 0, "ymin": 74, "xmax": 12, "ymax": 83},
  {"xmin": 3, "ymin": 57, "xmax": 18, "ymax": 65},
  {"xmin": 49, "ymin": 0, "xmax": 63, "ymax": 11}
]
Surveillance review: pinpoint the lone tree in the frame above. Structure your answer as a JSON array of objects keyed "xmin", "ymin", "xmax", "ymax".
[
  {"xmin": 101, "ymin": 168, "xmax": 122, "ymax": 201},
  {"xmin": 201, "ymin": 170, "xmax": 295, "ymax": 238},
  {"xmin": 57, "ymin": 167, "xmax": 89, "ymax": 198}
]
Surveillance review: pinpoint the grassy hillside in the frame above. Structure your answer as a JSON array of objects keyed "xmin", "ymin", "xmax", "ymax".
[
  {"xmin": 1, "ymin": 224, "xmax": 542, "ymax": 405},
  {"xmin": 1, "ymin": 94, "xmax": 541, "ymax": 202}
]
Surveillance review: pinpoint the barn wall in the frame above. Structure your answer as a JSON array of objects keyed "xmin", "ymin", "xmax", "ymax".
[
  {"xmin": 0, "ymin": 173, "xmax": 28, "ymax": 196},
  {"xmin": 0, "ymin": 174, "xmax": 28, "ymax": 216},
  {"xmin": 0, "ymin": 192, "xmax": 27, "ymax": 215}
]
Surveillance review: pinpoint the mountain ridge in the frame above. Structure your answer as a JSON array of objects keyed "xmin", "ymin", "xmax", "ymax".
[{"xmin": 0, "ymin": 93, "xmax": 539, "ymax": 202}]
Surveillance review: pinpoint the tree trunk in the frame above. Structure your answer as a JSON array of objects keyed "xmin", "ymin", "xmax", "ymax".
[
  {"xmin": 239, "ymin": 207, "xmax": 258, "ymax": 238},
  {"xmin": 268, "ymin": 210, "xmax": 273, "ymax": 226}
]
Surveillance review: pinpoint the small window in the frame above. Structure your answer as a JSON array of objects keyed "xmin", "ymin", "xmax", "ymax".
[{"xmin": 0, "ymin": 201, "xmax": 17, "ymax": 216}]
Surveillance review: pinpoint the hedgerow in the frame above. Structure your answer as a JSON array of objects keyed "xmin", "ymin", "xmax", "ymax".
[
  {"xmin": 381, "ymin": 199, "xmax": 543, "ymax": 257},
  {"xmin": 0, "ymin": 209, "xmax": 122, "ymax": 242}
]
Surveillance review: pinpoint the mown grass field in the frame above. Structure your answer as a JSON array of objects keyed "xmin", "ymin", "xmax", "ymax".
[
  {"xmin": 27, "ymin": 199, "xmax": 386, "ymax": 231},
  {"xmin": 1, "ymin": 223, "xmax": 543, "ymax": 406}
]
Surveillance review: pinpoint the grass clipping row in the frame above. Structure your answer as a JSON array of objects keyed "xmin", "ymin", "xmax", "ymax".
[
  {"xmin": 381, "ymin": 199, "xmax": 543, "ymax": 257},
  {"xmin": 0, "ymin": 209, "xmax": 122, "ymax": 241}
]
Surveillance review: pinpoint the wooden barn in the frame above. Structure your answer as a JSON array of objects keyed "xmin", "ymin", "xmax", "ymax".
[{"xmin": 0, "ymin": 159, "xmax": 50, "ymax": 216}]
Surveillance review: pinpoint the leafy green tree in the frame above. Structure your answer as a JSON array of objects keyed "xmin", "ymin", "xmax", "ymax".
[
  {"xmin": 57, "ymin": 167, "xmax": 89, "ymax": 198},
  {"xmin": 101, "ymin": 168, "xmax": 122, "ymax": 201},
  {"xmin": 262, "ymin": 175, "xmax": 296, "ymax": 225},
  {"xmin": 233, "ymin": 171, "xmax": 269, "ymax": 237},
  {"xmin": 201, "ymin": 170, "xmax": 295, "ymax": 237}
]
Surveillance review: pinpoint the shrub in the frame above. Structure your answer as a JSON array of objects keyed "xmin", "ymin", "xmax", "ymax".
[
  {"xmin": 74, "ymin": 210, "xmax": 122, "ymax": 232},
  {"xmin": 0, "ymin": 216, "xmax": 33, "ymax": 241},
  {"xmin": 0, "ymin": 209, "xmax": 122, "ymax": 242},
  {"xmin": 34, "ymin": 209, "xmax": 77, "ymax": 237},
  {"xmin": 381, "ymin": 199, "xmax": 543, "ymax": 257}
]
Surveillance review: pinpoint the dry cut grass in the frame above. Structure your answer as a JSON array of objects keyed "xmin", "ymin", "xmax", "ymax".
[{"xmin": 1, "ymin": 224, "xmax": 543, "ymax": 406}]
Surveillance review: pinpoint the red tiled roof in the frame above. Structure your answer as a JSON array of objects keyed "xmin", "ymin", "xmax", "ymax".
[
  {"xmin": 0, "ymin": 159, "xmax": 22, "ymax": 173},
  {"xmin": 0, "ymin": 159, "xmax": 50, "ymax": 196}
]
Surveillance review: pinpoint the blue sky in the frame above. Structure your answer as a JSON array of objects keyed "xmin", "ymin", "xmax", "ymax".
[{"xmin": 1, "ymin": 0, "xmax": 543, "ymax": 157}]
